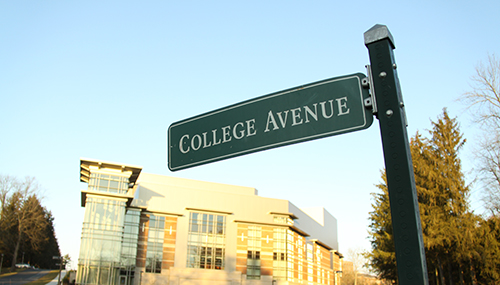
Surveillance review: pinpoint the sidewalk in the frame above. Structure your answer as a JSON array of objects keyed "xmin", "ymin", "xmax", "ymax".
[{"xmin": 46, "ymin": 270, "xmax": 66, "ymax": 285}]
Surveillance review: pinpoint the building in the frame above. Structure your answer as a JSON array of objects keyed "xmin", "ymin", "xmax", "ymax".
[{"xmin": 76, "ymin": 158, "xmax": 342, "ymax": 285}]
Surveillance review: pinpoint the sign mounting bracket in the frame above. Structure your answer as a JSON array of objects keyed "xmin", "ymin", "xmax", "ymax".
[{"xmin": 363, "ymin": 64, "xmax": 379, "ymax": 116}]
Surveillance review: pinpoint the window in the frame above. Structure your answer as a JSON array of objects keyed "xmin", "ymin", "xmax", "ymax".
[
  {"xmin": 77, "ymin": 197, "xmax": 126, "ymax": 285},
  {"xmin": 187, "ymin": 212, "xmax": 226, "ymax": 270},
  {"xmin": 273, "ymin": 252, "xmax": 286, "ymax": 261},
  {"xmin": 307, "ymin": 243, "xmax": 314, "ymax": 283},
  {"xmin": 88, "ymin": 173, "xmax": 129, "ymax": 194},
  {"xmin": 273, "ymin": 228, "xmax": 287, "ymax": 280},
  {"xmin": 145, "ymin": 215, "xmax": 165, "ymax": 273},
  {"xmin": 287, "ymin": 230, "xmax": 295, "ymax": 281},
  {"xmin": 273, "ymin": 215, "xmax": 293, "ymax": 225},
  {"xmin": 247, "ymin": 251, "xmax": 261, "ymax": 279},
  {"xmin": 247, "ymin": 226, "xmax": 261, "ymax": 279},
  {"xmin": 121, "ymin": 209, "xmax": 140, "ymax": 265},
  {"xmin": 306, "ymin": 243, "xmax": 314, "ymax": 262},
  {"xmin": 80, "ymin": 197, "xmax": 126, "ymax": 263},
  {"xmin": 120, "ymin": 209, "xmax": 140, "ymax": 285},
  {"xmin": 297, "ymin": 236, "xmax": 304, "ymax": 281}
]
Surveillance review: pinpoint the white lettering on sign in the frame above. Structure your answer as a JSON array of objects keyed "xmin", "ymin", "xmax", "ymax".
[
  {"xmin": 179, "ymin": 119, "xmax": 257, "ymax": 154},
  {"xmin": 178, "ymin": 97, "xmax": 350, "ymax": 154},
  {"xmin": 336, "ymin": 97, "xmax": 350, "ymax": 115},
  {"xmin": 264, "ymin": 98, "xmax": 349, "ymax": 132}
]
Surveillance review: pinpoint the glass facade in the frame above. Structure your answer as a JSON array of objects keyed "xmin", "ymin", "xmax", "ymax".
[
  {"xmin": 187, "ymin": 212, "xmax": 226, "ymax": 270},
  {"xmin": 145, "ymin": 214, "xmax": 165, "ymax": 274},
  {"xmin": 120, "ymin": 209, "xmax": 140, "ymax": 285},
  {"xmin": 77, "ymin": 170, "xmax": 138, "ymax": 285},
  {"xmin": 77, "ymin": 196, "xmax": 127, "ymax": 284},
  {"xmin": 88, "ymin": 173, "xmax": 130, "ymax": 194}
]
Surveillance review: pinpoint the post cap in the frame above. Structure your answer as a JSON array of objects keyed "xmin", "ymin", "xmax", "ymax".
[{"xmin": 364, "ymin": 24, "xmax": 395, "ymax": 48}]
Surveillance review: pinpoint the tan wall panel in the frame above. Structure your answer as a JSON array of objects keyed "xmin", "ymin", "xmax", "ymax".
[
  {"xmin": 163, "ymin": 252, "xmax": 175, "ymax": 261},
  {"xmin": 136, "ymin": 213, "xmax": 149, "ymax": 267},
  {"xmin": 261, "ymin": 259, "xmax": 273, "ymax": 269},
  {"xmin": 162, "ymin": 217, "xmax": 177, "ymax": 270},
  {"xmin": 261, "ymin": 268, "xmax": 272, "ymax": 276}
]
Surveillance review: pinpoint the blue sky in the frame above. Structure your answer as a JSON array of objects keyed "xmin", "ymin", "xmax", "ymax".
[{"xmin": 1, "ymin": 1, "xmax": 499, "ymax": 268}]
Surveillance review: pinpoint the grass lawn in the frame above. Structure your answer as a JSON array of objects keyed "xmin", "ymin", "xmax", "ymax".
[{"xmin": 24, "ymin": 270, "xmax": 60, "ymax": 285}]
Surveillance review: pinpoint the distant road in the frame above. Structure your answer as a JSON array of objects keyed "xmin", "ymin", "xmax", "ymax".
[{"xmin": 0, "ymin": 269, "xmax": 52, "ymax": 285}]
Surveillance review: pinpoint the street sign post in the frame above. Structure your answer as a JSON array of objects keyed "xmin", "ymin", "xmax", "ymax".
[
  {"xmin": 365, "ymin": 24, "xmax": 429, "ymax": 284},
  {"xmin": 167, "ymin": 24, "xmax": 428, "ymax": 284},
  {"xmin": 168, "ymin": 73, "xmax": 373, "ymax": 171}
]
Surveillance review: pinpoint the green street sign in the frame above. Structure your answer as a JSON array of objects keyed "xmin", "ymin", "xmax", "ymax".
[{"xmin": 168, "ymin": 73, "xmax": 373, "ymax": 171}]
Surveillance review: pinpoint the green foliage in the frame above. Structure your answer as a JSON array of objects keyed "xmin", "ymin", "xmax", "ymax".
[
  {"xmin": 366, "ymin": 172, "xmax": 397, "ymax": 281},
  {"xmin": 0, "ymin": 175, "xmax": 61, "ymax": 270},
  {"xmin": 473, "ymin": 216, "xmax": 500, "ymax": 283},
  {"xmin": 23, "ymin": 210, "xmax": 61, "ymax": 269},
  {"xmin": 367, "ymin": 110, "xmax": 500, "ymax": 284}
]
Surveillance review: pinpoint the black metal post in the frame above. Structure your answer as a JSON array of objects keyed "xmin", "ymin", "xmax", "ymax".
[
  {"xmin": 58, "ymin": 256, "xmax": 63, "ymax": 285},
  {"xmin": 364, "ymin": 24, "xmax": 429, "ymax": 284}
]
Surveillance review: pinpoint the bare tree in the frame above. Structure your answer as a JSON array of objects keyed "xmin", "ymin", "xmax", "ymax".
[
  {"xmin": 460, "ymin": 54, "xmax": 500, "ymax": 216},
  {"xmin": 0, "ymin": 175, "xmax": 18, "ymax": 218},
  {"xmin": 0, "ymin": 175, "xmax": 17, "ymax": 251},
  {"xmin": 344, "ymin": 247, "xmax": 369, "ymax": 285},
  {"xmin": 0, "ymin": 175, "xmax": 48, "ymax": 271},
  {"xmin": 462, "ymin": 53, "xmax": 500, "ymax": 127},
  {"xmin": 475, "ymin": 133, "xmax": 500, "ymax": 215}
]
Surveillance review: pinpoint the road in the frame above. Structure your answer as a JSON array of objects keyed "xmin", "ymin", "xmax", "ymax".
[{"xmin": 0, "ymin": 269, "xmax": 53, "ymax": 285}]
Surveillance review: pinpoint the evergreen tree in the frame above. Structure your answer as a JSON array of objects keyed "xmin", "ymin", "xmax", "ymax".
[
  {"xmin": 19, "ymin": 203, "xmax": 61, "ymax": 269},
  {"xmin": 0, "ymin": 190, "xmax": 22, "ymax": 269},
  {"xmin": 368, "ymin": 110, "xmax": 477, "ymax": 284},
  {"xmin": 34, "ymin": 210, "xmax": 61, "ymax": 269},
  {"xmin": 9, "ymin": 191, "xmax": 49, "ymax": 271},
  {"xmin": 473, "ymin": 216, "xmax": 500, "ymax": 283},
  {"xmin": 421, "ymin": 110, "xmax": 471, "ymax": 284},
  {"xmin": 0, "ymin": 175, "xmax": 60, "ymax": 270},
  {"xmin": 367, "ymin": 172, "xmax": 397, "ymax": 282}
]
